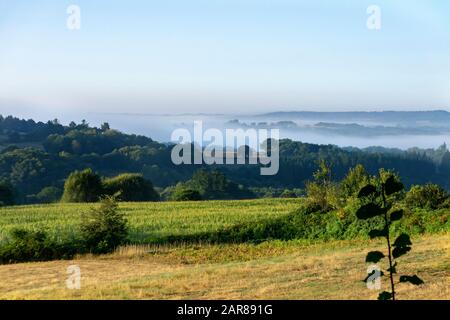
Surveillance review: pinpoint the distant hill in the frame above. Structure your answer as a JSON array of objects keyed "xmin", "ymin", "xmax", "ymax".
[{"xmin": 258, "ymin": 110, "xmax": 450, "ymax": 124}]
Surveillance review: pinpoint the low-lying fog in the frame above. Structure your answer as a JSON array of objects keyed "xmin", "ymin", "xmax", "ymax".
[{"xmin": 22, "ymin": 111, "xmax": 450, "ymax": 150}]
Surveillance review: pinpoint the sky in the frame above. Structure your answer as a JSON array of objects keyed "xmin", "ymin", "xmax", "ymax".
[{"xmin": 0, "ymin": 0, "xmax": 450, "ymax": 119}]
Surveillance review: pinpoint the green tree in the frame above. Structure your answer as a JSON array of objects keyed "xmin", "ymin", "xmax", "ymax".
[
  {"xmin": 103, "ymin": 173, "xmax": 159, "ymax": 202},
  {"xmin": 170, "ymin": 185, "xmax": 202, "ymax": 201},
  {"xmin": 185, "ymin": 169, "xmax": 252, "ymax": 200},
  {"xmin": 340, "ymin": 164, "xmax": 370, "ymax": 198},
  {"xmin": 405, "ymin": 184, "xmax": 448, "ymax": 210},
  {"xmin": 61, "ymin": 169, "xmax": 103, "ymax": 203},
  {"xmin": 305, "ymin": 160, "xmax": 335, "ymax": 211},
  {"xmin": 35, "ymin": 186, "xmax": 62, "ymax": 203},
  {"xmin": 101, "ymin": 122, "xmax": 110, "ymax": 131},
  {"xmin": 80, "ymin": 196, "xmax": 128, "ymax": 253}
]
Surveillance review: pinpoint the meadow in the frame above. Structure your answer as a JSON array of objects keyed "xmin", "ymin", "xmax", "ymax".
[
  {"xmin": 0, "ymin": 234, "xmax": 448, "ymax": 299},
  {"xmin": 0, "ymin": 198, "xmax": 448, "ymax": 299},
  {"xmin": 0, "ymin": 199, "xmax": 301, "ymax": 245}
]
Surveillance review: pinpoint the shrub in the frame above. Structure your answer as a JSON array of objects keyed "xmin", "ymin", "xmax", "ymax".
[
  {"xmin": 405, "ymin": 184, "xmax": 449, "ymax": 210},
  {"xmin": 0, "ymin": 229, "xmax": 75, "ymax": 264},
  {"xmin": 160, "ymin": 186, "xmax": 176, "ymax": 201},
  {"xmin": 340, "ymin": 164, "xmax": 370, "ymax": 199},
  {"xmin": 62, "ymin": 169, "xmax": 103, "ymax": 203},
  {"xmin": 305, "ymin": 160, "xmax": 337, "ymax": 212},
  {"xmin": 185, "ymin": 169, "xmax": 253, "ymax": 200},
  {"xmin": 280, "ymin": 189, "xmax": 297, "ymax": 198},
  {"xmin": 103, "ymin": 173, "xmax": 159, "ymax": 202},
  {"xmin": 170, "ymin": 185, "xmax": 202, "ymax": 201},
  {"xmin": 80, "ymin": 196, "xmax": 128, "ymax": 253},
  {"xmin": 305, "ymin": 181, "xmax": 329, "ymax": 210},
  {"xmin": 35, "ymin": 186, "xmax": 62, "ymax": 203}
]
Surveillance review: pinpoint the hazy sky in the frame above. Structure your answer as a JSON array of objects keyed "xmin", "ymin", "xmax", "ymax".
[{"xmin": 1, "ymin": 0, "xmax": 450, "ymax": 118}]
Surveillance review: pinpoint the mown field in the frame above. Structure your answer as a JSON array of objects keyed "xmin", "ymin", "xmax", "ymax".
[
  {"xmin": 0, "ymin": 234, "xmax": 448, "ymax": 299},
  {"xmin": 0, "ymin": 199, "xmax": 449, "ymax": 300}
]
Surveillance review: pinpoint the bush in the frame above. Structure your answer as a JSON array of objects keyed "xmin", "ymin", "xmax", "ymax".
[
  {"xmin": 305, "ymin": 160, "xmax": 338, "ymax": 212},
  {"xmin": 405, "ymin": 184, "xmax": 449, "ymax": 210},
  {"xmin": 170, "ymin": 185, "xmax": 202, "ymax": 201},
  {"xmin": 280, "ymin": 189, "xmax": 297, "ymax": 198},
  {"xmin": 103, "ymin": 173, "xmax": 159, "ymax": 202},
  {"xmin": 340, "ymin": 164, "xmax": 370, "ymax": 198},
  {"xmin": 305, "ymin": 181, "xmax": 331, "ymax": 211},
  {"xmin": 35, "ymin": 186, "xmax": 62, "ymax": 203},
  {"xmin": 80, "ymin": 196, "xmax": 128, "ymax": 253},
  {"xmin": 62, "ymin": 169, "xmax": 103, "ymax": 203},
  {"xmin": 0, "ymin": 229, "xmax": 75, "ymax": 264},
  {"xmin": 185, "ymin": 169, "xmax": 253, "ymax": 200}
]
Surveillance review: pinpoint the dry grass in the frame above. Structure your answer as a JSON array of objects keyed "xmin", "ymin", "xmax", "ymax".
[{"xmin": 0, "ymin": 233, "xmax": 448, "ymax": 300}]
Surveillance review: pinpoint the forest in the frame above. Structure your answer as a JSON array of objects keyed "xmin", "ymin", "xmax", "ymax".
[{"xmin": 1, "ymin": 114, "xmax": 450, "ymax": 204}]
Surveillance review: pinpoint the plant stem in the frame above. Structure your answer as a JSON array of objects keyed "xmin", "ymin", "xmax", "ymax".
[{"xmin": 381, "ymin": 186, "xmax": 396, "ymax": 300}]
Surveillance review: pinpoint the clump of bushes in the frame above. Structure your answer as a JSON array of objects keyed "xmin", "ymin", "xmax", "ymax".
[
  {"xmin": 279, "ymin": 189, "xmax": 298, "ymax": 198},
  {"xmin": 170, "ymin": 185, "xmax": 202, "ymax": 201},
  {"xmin": 0, "ymin": 229, "xmax": 76, "ymax": 264},
  {"xmin": 404, "ymin": 184, "xmax": 449, "ymax": 210},
  {"xmin": 0, "ymin": 196, "xmax": 130, "ymax": 264},
  {"xmin": 304, "ymin": 160, "xmax": 343, "ymax": 212},
  {"xmin": 62, "ymin": 169, "xmax": 103, "ymax": 203},
  {"xmin": 177, "ymin": 169, "xmax": 254, "ymax": 200},
  {"xmin": 61, "ymin": 169, "xmax": 159, "ymax": 203},
  {"xmin": 103, "ymin": 173, "xmax": 159, "ymax": 202},
  {"xmin": 249, "ymin": 187, "xmax": 303, "ymax": 199},
  {"xmin": 80, "ymin": 196, "xmax": 128, "ymax": 253},
  {"xmin": 27, "ymin": 186, "xmax": 62, "ymax": 204}
]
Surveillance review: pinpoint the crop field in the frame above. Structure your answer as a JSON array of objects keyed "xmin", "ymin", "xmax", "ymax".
[
  {"xmin": 0, "ymin": 199, "xmax": 301, "ymax": 244},
  {"xmin": 0, "ymin": 198, "xmax": 448, "ymax": 300}
]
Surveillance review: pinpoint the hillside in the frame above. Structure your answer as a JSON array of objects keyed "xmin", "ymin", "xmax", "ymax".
[{"xmin": 2, "ymin": 115, "xmax": 450, "ymax": 204}]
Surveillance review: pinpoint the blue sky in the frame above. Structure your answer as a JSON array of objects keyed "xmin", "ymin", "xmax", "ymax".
[{"xmin": 0, "ymin": 0, "xmax": 449, "ymax": 118}]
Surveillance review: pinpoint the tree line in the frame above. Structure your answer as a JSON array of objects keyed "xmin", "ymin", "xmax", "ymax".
[{"xmin": 1, "ymin": 115, "xmax": 450, "ymax": 204}]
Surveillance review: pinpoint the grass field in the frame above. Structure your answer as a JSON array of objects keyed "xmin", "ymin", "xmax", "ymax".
[
  {"xmin": 0, "ymin": 234, "xmax": 448, "ymax": 299},
  {"xmin": 0, "ymin": 199, "xmax": 448, "ymax": 300},
  {"xmin": 0, "ymin": 199, "xmax": 301, "ymax": 244}
]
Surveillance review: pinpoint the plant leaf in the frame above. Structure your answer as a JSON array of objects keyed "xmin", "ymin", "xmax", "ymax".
[
  {"xmin": 390, "ymin": 209, "xmax": 404, "ymax": 221},
  {"xmin": 392, "ymin": 246, "xmax": 411, "ymax": 259},
  {"xmin": 356, "ymin": 203, "xmax": 385, "ymax": 220},
  {"xmin": 366, "ymin": 251, "xmax": 385, "ymax": 263},
  {"xmin": 384, "ymin": 176, "xmax": 404, "ymax": 195},
  {"xmin": 393, "ymin": 233, "xmax": 412, "ymax": 247},
  {"xmin": 368, "ymin": 227, "xmax": 388, "ymax": 239},
  {"xmin": 378, "ymin": 291, "xmax": 393, "ymax": 300},
  {"xmin": 392, "ymin": 234, "xmax": 412, "ymax": 258},
  {"xmin": 358, "ymin": 184, "xmax": 378, "ymax": 198},
  {"xmin": 399, "ymin": 275, "xmax": 424, "ymax": 286}
]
